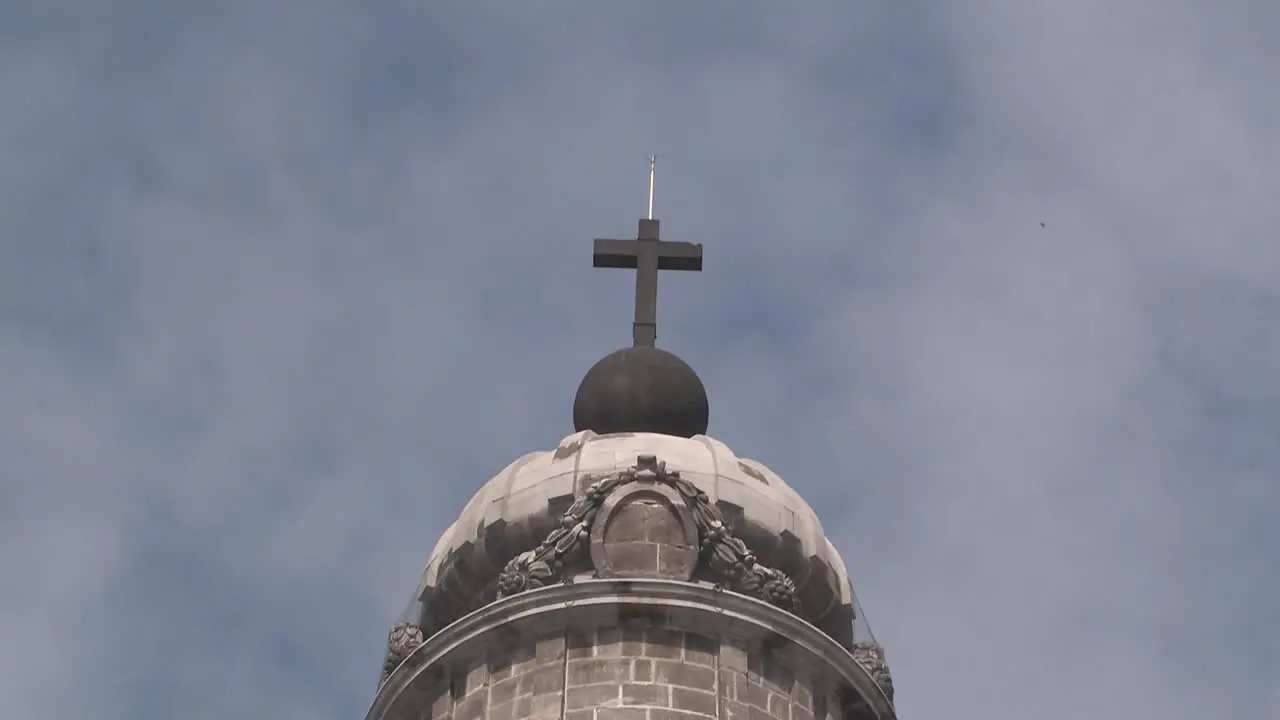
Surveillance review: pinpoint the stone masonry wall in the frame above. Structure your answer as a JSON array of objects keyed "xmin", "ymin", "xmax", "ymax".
[{"xmin": 402, "ymin": 619, "xmax": 844, "ymax": 720}]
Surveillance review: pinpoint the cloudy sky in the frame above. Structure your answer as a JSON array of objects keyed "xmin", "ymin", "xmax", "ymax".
[{"xmin": 3, "ymin": 2, "xmax": 1278, "ymax": 718}]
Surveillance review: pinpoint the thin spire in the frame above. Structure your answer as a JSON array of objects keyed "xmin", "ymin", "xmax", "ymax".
[{"xmin": 647, "ymin": 154, "xmax": 656, "ymax": 220}]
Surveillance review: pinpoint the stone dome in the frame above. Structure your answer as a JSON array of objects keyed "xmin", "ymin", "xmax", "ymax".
[{"xmin": 411, "ymin": 430, "xmax": 858, "ymax": 648}]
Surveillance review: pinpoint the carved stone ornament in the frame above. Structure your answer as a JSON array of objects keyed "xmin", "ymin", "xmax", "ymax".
[
  {"xmin": 381, "ymin": 622, "xmax": 425, "ymax": 684},
  {"xmin": 496, "ymin": 454, "xmax": 801, "ymax": 615},
  {"xmin": 851, "ymin": 641, "xmax": 895, "ymax": 703},
  {"xmin": 588, "ymin": 480, "xmax": 700, "ymax": 581}
]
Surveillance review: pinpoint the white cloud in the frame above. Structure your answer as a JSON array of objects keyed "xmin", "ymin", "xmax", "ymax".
[{"xmin": 2, "ymin": 3, "xmax": 1276, "ymax": 719}]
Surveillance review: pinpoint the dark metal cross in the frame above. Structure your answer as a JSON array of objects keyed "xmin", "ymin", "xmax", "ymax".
[{"xmin": 593, "ymin": 217, "xmax": 703, "ymax": 347}]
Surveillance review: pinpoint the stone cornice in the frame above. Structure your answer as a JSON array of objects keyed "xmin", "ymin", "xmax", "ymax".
[{"xmin": 369, "ymin": 579, "xmax": 895, "ymax": 720}]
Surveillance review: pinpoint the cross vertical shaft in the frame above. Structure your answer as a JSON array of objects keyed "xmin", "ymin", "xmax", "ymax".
[
  {"xmin": 632, "ymin": 218, "xmax": 661, "ymax": 346},
  {"xmin": 592, "ymin": 162, "xmax": 703, "ymax": 347}
]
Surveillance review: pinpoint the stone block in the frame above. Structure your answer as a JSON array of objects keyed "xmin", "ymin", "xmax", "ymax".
[
  {"xmin": 592, "ymin": 484, "xmax": 699, "ymax": 582},
  {"xmin": 597, "ymin": 709, "xmax": 649, "ymax": 720},
  {"xmin": 621, "ymin": 682, "xmax": 670, "ymax": 707},
  {"xmin": 427, "ymin": 681, "xmax": 452, "ymax": 718},
  {"xmin": 683, "ymin": 633, "xmax": 717, "ymax": 667},
  {"xmin": 529, "ymin": 694, "xmax": 563, "ymax": 720},
  {"xmin": 602, "ymin": 542, "xmax": 660, "ymax": 575},
  {"xmin": 768, "ymin": 692, "xmax": 791, "ymax": 720},
  {"xmin": 671, "ymin": 688, "xmax": 718, "ymax": 716},
  {"xmin": 566, "ymin": 684, "xmax": 622, "ymax": 710},
  {"xmin": 719, "ymin": 639, "xmax": 749, "ymax": 673},
  {"xmin": 535, "ymin": 634, "xmax": 567, "ymax": 664},
  {"xmin": 648, "ymin": 710, "xmax": 714, "ymax": 720},
  {"xmin": 653, "ymin": 660, "xmax": 715, "ymax": 690},
  {"xmin": 644, "ymin": 630, "xmax": 684, "ymax": 660},
  {"xmin": 454, "ymin": 692, "xmax": 487, "ymax": 720},
  {"xmin": 486, "ymin": 700, "xmax": 516, "ymax": 720},
  {"xmin": 742, "ymin": 681, "xmax": 770, "ymax": 711},
  {"xmin": 718, "ymin": 670, "xmax": 741, "ymax": 701},
  {"xmin": 569, "ymin": 658, "xmax": 632, "ymax": 686},
  {"xmin": 722, "ymin": 699, "xmax": 752, "ymax": 720},
  {"xmin": 750, "ymin": 707, "xmax": 778, "ymax": 720},
  {"xmin": 621, "ymin": 627, "xmax": 647, "ymax": 656},
  {"xmin": 518, "ymin": 665, "xmax": 564, "ymax": 696},
  {"xmin": 757, "ymin": 657, "xmax": 793, "ymax": 697},
  {"xmin": 464, "ymin": 663, "xmax": 488, "ymax": 696},
  {"xmin": 792, "ymin": 681, "xmax": 812, "ymax": 710},
  {"xmin": 567, "ymin": 629, "xmax": 596, "ymax": 659},
  {"xmin": 657, "ymin": 545, "xmax": 698, "ymax": 578},
  {"xmin": 595, "ymin": 627, "xmax": 624, "ymax": 657},
  {"xmin": 489, "ymin": 676, "xmax": 520, "ymax": 706},
  {"xmin": 602, "ymin": 500, "xmax": 659, "ymax": 542},
  {"xmin": 645, "ymin": 510, "xmax": 690, "ymax": 545}
]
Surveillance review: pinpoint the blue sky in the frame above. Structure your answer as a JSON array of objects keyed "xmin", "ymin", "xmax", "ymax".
[{"xmin": 3, "ymin": 2, "xmax": 1278, "ymax": 718}]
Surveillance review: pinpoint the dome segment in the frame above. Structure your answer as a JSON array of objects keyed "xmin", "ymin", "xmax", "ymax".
[{"xmin": 409, "ymin": 430, "xmax": 857, "ymax": 649}]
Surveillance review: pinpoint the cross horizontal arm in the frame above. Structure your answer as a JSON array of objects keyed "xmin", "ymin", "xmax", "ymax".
[{"xmin": 592, "ymin": 238, "xmax": 704, "ymax": 271}]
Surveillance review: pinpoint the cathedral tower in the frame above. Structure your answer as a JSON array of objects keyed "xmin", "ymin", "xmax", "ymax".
[{"xmin": 365, "ymin": 199, "xmax": 897, "ymax": 720}]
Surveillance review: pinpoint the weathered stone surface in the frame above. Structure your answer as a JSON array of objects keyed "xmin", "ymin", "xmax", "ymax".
[
  {"xmin": 591, "ymin": 482, "xmax": 699, "ymax": 583},
  {"xmin": 622, "ymin": 682, "xmax": 670, "ymax": 706},
  {"xmin": 453, "ymin": 691, "xmax": 486, "ymax": 720},
  {"xmin": 382, "ymin": 622, "xmax": 425, "ymax": 683},
  {"xmin": 644, "ymin": 628, "xmax": 684, "ymax": 660},
  {"xmin": 595, "ymin": 709, "xmax": 649, "ymax": 720},
  {"xmin": 653, "ymin": 660, "xmax": 714, "ymax": 688},
  {"xmin": 569, "ymin": 658, "xmax": 632, "ymax": 685},
  {"xmin": 671, "ymin": 687, "xmax": 718, "ymax": 716},
  {"xmin": 656, "ymin": 545, "xmax": 697, "ymax": 578},
  {"xmin": 419, "ymin": 626, "xmax": 834, "ymax": 720},
  {"xmin": 566, "ymin": 684, "xmax": 620, "ymax": 710},
  {"xmin": 683, "ymin": 633, "xmax": 717, "ymax": 667},
  {"xmin": 851, "ymin": 642, "xmax": 895, "ymax": 703},
  {"xmin": 603, "ymin": 499, "xmax": 665, "ymax": 542},
  {"xmin": 371, "ymin": 584, "xmax": 893, "ymax": 720},
  {"xmin": 648, "ymin": 710, "xmax": 717, "ymax": 720},
  {"xmin": 416, "ymin": 431, "xmax": 857, "ymax": 646},
  {"xmin": 601, "ymin": 543, "xmax": 660, "ymax": 574}
]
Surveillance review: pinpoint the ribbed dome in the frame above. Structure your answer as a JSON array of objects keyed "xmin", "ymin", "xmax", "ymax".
[{"xmin": 412, "ymin": 430, "xmax": 858, "ymax": 648}]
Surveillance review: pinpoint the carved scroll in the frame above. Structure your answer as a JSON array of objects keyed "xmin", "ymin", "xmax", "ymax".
[
  {"xmin": 496, "ymin": 454, "xmax": 800, "ymax": 615},
  {"xmin": 851, "ymin": 641, "xmax": 895, "ymax": 703},
  {"xmin": 381, "ymin": 622, "xmax": 425, "ymax": 684}
]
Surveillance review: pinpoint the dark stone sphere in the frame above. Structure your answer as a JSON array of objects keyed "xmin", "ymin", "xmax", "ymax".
[{"xmin": 573, "ymin": 346, "xmax": 710, "ymax": 438}]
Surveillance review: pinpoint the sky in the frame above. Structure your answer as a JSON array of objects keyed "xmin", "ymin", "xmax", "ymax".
[{"xmin": 2, "ymin": 2, "xmax": 1278, "ymax": 718}]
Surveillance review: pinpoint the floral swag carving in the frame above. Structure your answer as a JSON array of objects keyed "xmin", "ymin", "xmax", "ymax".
[
  {"xmin": 851, "ymin": 641, "xmax": 895, "ymax": 703},
  {"xmin": 496, "ymin": 454, "xmax": 800, "ymax": 614},
  {"xmin": 381, "ymin": 622, "xmax": 425, "ymax": 684}
]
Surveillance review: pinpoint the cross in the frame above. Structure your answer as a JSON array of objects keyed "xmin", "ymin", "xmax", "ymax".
[{"xmin": 592, "ymin": 156, "xmax": 703, "ymax": 347}]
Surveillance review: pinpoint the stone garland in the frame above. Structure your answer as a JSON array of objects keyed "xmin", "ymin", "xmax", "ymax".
[
  {"xmin": 496, "ymin": 454, "xmax": 800, "ymax": 614},
  {"xmin": 851, "ymin": 641, "xmax": 895, "ymax": 703},
  {"xmin": 381, "ymin": 621, "xmax": 426, "ymax": 684}
]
